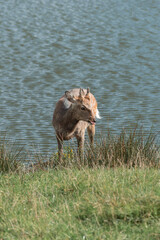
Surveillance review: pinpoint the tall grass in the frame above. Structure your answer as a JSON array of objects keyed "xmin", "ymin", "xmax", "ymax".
[
  {"xmin": 0, "ymin": 136, "xmax": 24, "ymax": 173},
  {"xmin": 1, "ymin": 126, "xmax": 160, "ymax": 172},
  {"xmin": 84, "ymin": 126, "xmax": 160, "ymax": 168},
  {"xmin": 49, "ymin": 126, "xmax": 160, "ymax": 169}
]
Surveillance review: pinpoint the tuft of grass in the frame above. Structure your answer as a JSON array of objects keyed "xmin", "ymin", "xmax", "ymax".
[
  {"xmin": 1, "ymin": 126, "xmax": 159, "ymax": 173},
  {"xmin": 84, "ymin": 126, "xmax": 160, "ymax": 168},
  {"xmin": 0, "ymin": 136, "xmax": 24, "ymax": 173},
  {"xmin": 46, "ymin": 126, "xmax": 160, "ymax": 169},
  {"xmin": 29, "ymin": 146, "xmax": 77, "ymax": 171}
]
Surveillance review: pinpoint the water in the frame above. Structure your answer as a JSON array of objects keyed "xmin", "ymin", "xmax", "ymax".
[{"xmin": 0, "ymin": 0, "xmax": 160, "ymax": 153}]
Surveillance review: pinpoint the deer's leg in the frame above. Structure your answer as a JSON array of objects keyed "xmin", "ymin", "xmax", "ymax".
[
  {"xmin": 87, "ymin": 125, "xmax": 95, "ymax": 146},
  {"xmin": 76, "ymin": 134, "xmax": 85, "ymax": 159},
  {"xmin": 56, "ymin": 136, "xmax": 63, "ymax": 163}
]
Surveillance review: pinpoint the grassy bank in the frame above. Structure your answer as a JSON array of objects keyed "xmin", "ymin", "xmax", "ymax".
[
  {"xmin": 0, "ymin": 127, "xmax": 160, "ymax": 239},
  {"xmin": 0, "ymin": 168, "xmax": 160, "ymax": 239}
]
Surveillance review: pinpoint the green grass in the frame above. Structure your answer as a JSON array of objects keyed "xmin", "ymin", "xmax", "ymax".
[
  {"xmin": 0, "ymin": 168, "xmax": 160, "ymax": 239},
  {"xmin": 0, "ymin": 127, "xmax": 160, "ymax": 239}
]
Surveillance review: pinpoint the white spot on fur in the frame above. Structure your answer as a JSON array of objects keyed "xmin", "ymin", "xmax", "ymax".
[{"xmin": 96, "ymin": 109, "xmax": 101, "ymax": 119}]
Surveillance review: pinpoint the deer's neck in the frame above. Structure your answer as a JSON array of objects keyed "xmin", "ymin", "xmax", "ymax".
[{"xmin": 64, "ymin": 109, "xmax": 78, "ymax": 131}]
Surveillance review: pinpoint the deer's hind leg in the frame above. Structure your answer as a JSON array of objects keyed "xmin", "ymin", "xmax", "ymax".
[{"xmin": 87, "ymin": 125, "xmax": 95, "ymax": 145}]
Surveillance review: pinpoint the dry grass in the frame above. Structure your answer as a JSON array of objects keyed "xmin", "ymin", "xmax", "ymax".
[
  {"xmin": 1, "ymin": 126, "xmax": 159, "ymax": 173},
  {"xmin": 84, "ymin": 126, "xmax": 160, "ymax": 168},
  {"xmin": 0, "ymin": 136, "xmax": 24, "ymax": 173},
  {"xmin": 38, "ymin": 125, "xmax": 159, "ymax": 170}
]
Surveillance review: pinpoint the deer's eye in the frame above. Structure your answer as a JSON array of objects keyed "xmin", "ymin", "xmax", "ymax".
[{"xmin": 81, "ymin": 106, "xmax": 86, "ymax": 111}]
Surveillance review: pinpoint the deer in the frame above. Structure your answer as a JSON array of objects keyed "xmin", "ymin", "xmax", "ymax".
[{"xmin": 52, "ymin": 88, "xmax": 101, "ymax": 162}]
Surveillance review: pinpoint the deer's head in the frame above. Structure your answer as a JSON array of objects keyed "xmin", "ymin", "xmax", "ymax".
[{"xmin": 65, "ymin": 88, "xmax": 97, "ymax": 125}]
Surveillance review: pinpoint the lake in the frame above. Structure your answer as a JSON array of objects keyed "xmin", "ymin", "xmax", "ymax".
[{"xmin": 0, "ymin": 0, "xmax": 160, "ymax": 153}]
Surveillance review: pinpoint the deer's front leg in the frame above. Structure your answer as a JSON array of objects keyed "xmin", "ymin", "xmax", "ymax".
[
  {"xmin": 87, "ymin": 125, "xmax": 95, "ymax": 146},
  {"xmin": 76, "ymin": 134, "xmax": 85, "ymax": 160},
  {"xmin": 56, "ymin": 136, "xmax": 63, "ymax": 163}
]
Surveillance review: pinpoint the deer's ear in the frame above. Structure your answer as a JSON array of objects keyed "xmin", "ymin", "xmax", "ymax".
[
  {"xmin": 85, "ymin": 87, "xmax": 91, "ymax": 100},
  {"xmin": 79, "ymin": 88, "xmax": 85, "ymax": 98},
  {"xmin": 86, "ymin": 87, "xmax": 90, "ymax": 96},
  {"xmin": 65, "ymin": 91, "xmax": 77, "ymax": 103}
]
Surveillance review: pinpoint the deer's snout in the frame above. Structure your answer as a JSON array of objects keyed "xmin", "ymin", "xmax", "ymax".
[{"xmin": 88, "ymin": 117, "xmax": 96, "ymax": 125}]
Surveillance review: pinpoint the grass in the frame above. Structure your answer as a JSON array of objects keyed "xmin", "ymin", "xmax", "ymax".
[
  {"xmin": 0, "ymin": 126, "xmax": 160, "ymax": 239},
  {"xmin": 0, "ymin": 168, "xmax": 160, "ymax": 239},
  {"xmin": 0, "ymin": 126, "xmax": 159, "ymax": 172},
  {"xmin": 0, "ymin": 136, "xmax": 24, "ymax": 173},
  {"xmin": 84, "ymin": 126, "xmax": 160, "ymax": 168},
  {"xmin": 30, "ymin": 126, "xmax": 160, "ymax": 170}
]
